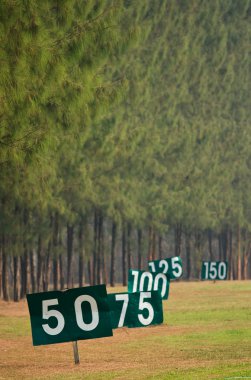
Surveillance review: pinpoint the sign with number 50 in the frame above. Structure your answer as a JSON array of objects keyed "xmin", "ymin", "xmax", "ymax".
[{"xmin": 26, "ymin": 285, "xmax": 113, "ymax": 346}]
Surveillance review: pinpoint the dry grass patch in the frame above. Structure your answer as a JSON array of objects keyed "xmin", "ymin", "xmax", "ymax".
[{"xmin": 0, "ymin": 281, "xmax": 250, "ymax": 380}]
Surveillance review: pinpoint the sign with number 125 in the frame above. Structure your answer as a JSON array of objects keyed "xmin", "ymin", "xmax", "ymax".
[{"xmin": 148, "ymin": 256, "xmax": 183, "ymax": 279}]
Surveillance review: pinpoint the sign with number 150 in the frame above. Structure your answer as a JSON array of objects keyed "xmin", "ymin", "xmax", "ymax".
[{"xmin": 201, "ymin": 261, "xmax": 228, "ymax": 280}]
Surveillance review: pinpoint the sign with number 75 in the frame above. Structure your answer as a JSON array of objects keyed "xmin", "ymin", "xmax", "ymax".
[{"xmin": 108, "ymin": 291, "xmax": 163, "ymax": 329}]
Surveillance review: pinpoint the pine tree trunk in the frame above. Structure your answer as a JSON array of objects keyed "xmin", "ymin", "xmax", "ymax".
[
  {"xmin": 53, "ymin": 213, "xmax": 59, "ymax": 290},
  {"xmin": 101, "ymin": 217, "xmax": 107, "ymax": 284},
  {"xmin": 175, "ymin": 223, "xmax": 182, "ymax": 256},
  {"xmin": 249, "ymin": 248, "xmax": 251, "ymax": 279},
  {"xmin": 237, "ymin": 225, "xmax": 241, "ymax": 280},
  {"xmin": 232, "ymin": 237, "xmax": 237, "ymax": 280},
  {"xmin": 158, "ymin": 235, "xmax": 163, "ymax": 259},
  {"xmin": 110, "ymin": 222, "xmax": 117, "ymax": 287},
  {"xmin": 147, "ymin": 226, "xmax": 153, "ymax": 261},
  {"xmin": 2, "ymin": 252, "xmax": 9, "ymax": 301},
  {"xmin": 127, "ymin": 223, "xmax": 132, "ymax": 270},
  {"xmin": 122, "ymin": 223, "xmax": 127, "ymax": 286},
  {"xmin": 43, "ymin": 240, "xmax": 51, "ymax": 291},
  {"xmin": 59, "ymin": 254, "xmax": 64, "ymax": 290},
  {"xmin": 194, "ymin": 231, "xmax": 202, "ymax": 279},
  {"xmin": 152, "ymin": 230, "xmax": 156, "ymax": 260},
  {"xmin": 58, "ymin": 229, "xmax": 64, "ymax": 290},
  {"xmin": 92, "ymin": 211, "xmax": 98, "ymax": 285},
  {"xmin": 218, "ymin": 234, "xmax": 222, "ymax": 261},
  {"xmin": 185, "ymin": 232, "xmax": 191, "ymax": 280},
  {"xmin": 20, "ymin": 209, "xmax": 29, "ymax": 298},
  {"xmin": 96, "ymin": 214, "xmax": 103, "ymax": 285},
  {"xmin": 242, "ymin": 232, "xmax": 250, "ymax": 280},
  {"xmin": 137, "ymin": 229, "xmax": 142, "ymax": 270},
  {"xmin": 229, "ymin": 229, "xmax": 233, "ymax": 280},
  {"xmin": 208, "ymin": 230, "xmax": 213, "ymax": 261},
  {"xmin": 67, "ymin": 224, "xmax": 74, "ymax": 288},
  {"xmin": 78, "ymin": 220, "xmax": 85, "ymax": 288},
  {"xmin": 0, "ymin": 243, "xmax": 2, "ymax": 298},
  {"xmin": 13, "ymin": 256, "xmax": 19, "ymax": 302},
  {"xmin": 20, "ymin": 249, "xmax": 28, "ymax": 299},
  {"xmin": 221, "ymin": 229, "xmax": 228, "ymax": 262},
  {"xmin": 243, "ymin": 251, "xmax": 250, "ymax": 279},
  {"xmin": 2, "ymin": 234, "xmax": 9, "ymax": 301},
  {"xmin": 53, "ymin": 258, "xmax": 59, "ymax": 290},
  {"xmin": 88, "ymin": 259, "xmax": 93, "ymax": 286},
  {"xmin": 37, "ymin": 234, "xmax": 43, "ymax": 292},
  {"xmin": 29, "ymin": 249, "xmax": 36, "ymax": 293}
]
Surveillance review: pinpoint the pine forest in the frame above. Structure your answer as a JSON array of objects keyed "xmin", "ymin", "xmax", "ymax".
[{"xmin": 0, "ymin": 0, "xmax": 250, "ymax": 301}]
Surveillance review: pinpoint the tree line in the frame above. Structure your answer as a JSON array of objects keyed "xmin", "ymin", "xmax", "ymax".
[{"xmin": 0, "ymin": 0, "xmax": 250, "ymax": 301}]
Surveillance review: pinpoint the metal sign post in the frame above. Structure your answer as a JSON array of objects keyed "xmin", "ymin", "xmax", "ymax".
[{"xmin": 72, "ymin": 341, "xmax": 80, "ymax": 364}]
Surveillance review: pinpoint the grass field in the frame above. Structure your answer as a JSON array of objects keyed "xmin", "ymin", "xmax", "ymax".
[{"xmin": 0, "ymin": 281, "xmax": 250, "ymax": 380}]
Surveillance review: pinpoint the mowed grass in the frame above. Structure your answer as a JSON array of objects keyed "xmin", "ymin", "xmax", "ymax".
[{"xmin": 0, "ymin": 281, "xmax": 250, "ymax": 380}]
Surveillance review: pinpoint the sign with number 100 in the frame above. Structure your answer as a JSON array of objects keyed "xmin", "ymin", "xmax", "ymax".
[
  {"xmin": 26, "ymin": 285, "xmax": 113, "ymax": 346},
  {"xmin": 201, "ymin": 261, "xmax": 228, "ymax": 280},
  {"xmin": 108, "ymin": 291, "xmax": 163, "ymax": 329},
  {"xmin": 128, "ymin": 269, "xmax": 170, "ymax": 299},
  {"xmin": 148, "ymin": 256, "xmax": 183, "ymax": 279}
]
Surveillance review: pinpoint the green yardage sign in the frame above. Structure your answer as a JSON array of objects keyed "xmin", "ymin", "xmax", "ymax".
[
  {"xmin": 201, "ymin": 261, "xmax": 228, "ymax": 280},
  {"xmin": 108, "ymin": 291, "xmax": 163, "ymax": 329},
  {"xmin": 148, "ymin": 256, "xmax": 183, "ymax": 279},
  {"xmin": 128, "ymin": 269, "xmax": 170, "ymax": 299},
  {"xmin": 26, "ymin": 285, "xmax": 113, "ymax": 346}
]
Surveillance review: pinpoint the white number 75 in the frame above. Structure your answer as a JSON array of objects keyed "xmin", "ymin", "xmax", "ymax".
[{"xmin": 115, "ymin": 292, "xmax": 154, "ymax": 327}]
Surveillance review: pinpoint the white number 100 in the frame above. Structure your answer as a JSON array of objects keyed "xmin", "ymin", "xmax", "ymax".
[{"xmin": 131, "ymin": 270, "xmax": 167, "ymax": 298}]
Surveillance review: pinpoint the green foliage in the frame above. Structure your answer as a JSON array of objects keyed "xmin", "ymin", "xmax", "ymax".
[{"xmin": 0, "ymin": 0, "xmax": 250, "ymax": 266}]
